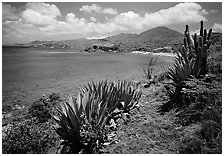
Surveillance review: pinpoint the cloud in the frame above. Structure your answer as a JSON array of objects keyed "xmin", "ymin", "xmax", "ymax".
[
  {"xmin": 20, "ymin": 2, "xmax": 61, "ymax": 27},
  {"xmin": 102, "ymin": 8, "xmax": 118, "ymax": 15},
  {"xmin": 212, "ymin": 23, "xmax": 222, "ymax": 32},
  {"xmin": 80, "ymin": 4, "xmax": 118, "ymax": 15},
  {"xmin": 90, "ymin": 17, "xmax": 97, "ymax": 22},
  {"xmin": 142, "ymin": 2, "xmax": 208, "ymax": 27},
  {"xmin": 2, "ymin": 3, "xmax": 20, "ymax": 21},
  {"xmin": 26, "ymin": 2, "xmax": 61, "ymax": 17},
  {"xmin": 3, "ymin": 2, "xmax": 210, "ymax": 44},
  {"xmin": 114, "ymin": 11, "xmax": 143, "ymax": 29},
  {"xmin": 21, "ymin": 9, "xmax": 58, "ymax": 27}
]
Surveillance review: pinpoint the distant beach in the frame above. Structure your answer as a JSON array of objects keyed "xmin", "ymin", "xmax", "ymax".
[{"xmin": 131, "ymin": 51, "xmax": 177, "ymax": 57}]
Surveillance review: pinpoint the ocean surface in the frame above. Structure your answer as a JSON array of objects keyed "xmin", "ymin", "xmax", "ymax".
[{"xmin": 2, "ymin": 48, "xmax": 173, "ymax": 106}]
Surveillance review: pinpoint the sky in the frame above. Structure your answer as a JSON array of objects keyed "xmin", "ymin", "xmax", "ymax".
[{"xmin": 2, "ymin": 2, "xmax": 222, "ymax": 45}]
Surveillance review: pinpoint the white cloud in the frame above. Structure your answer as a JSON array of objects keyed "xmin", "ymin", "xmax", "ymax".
[
  {"xmin": 102, "ymin": 8, "xmax": 118, "ymax": 15},
  {"xmin": 142, "ymin": 2, "xmax": 208, "ymax": 27},
  {"xmin": 3, "ymin": 2, "xmax": 210, "ymax": 44},
  {"xmin": 90, "ymin": 17, "xmax": 97, "ymax": 22},
  {"xmin": 26, "ymin": 2, "xmax": 61, "ymax": 17},
  {"xmin": 21, "ymin": 9, "xmax": 58, "ymax": 27},
  {"xmin": 20, "ymin": 2, "xmax": 61, "ymax": 27},
  {"xmin": 80, "ymin": 4, "xmax": 101, "ymax": 13},
  {"xmin": 114, "ymin": 11, "xmax": 143, "ymax": 29},
  {"xmin": 80, "ymin": 4, "xmax": 117, "ymax": 15},
  {"xmin": 212, "ymin": 23, "xmax": 222, "ymax": 32}
]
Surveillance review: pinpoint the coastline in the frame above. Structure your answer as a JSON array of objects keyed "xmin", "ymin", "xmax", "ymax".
[{"xmin": 131, "ymin": 51, "xmax": 177, "ymax": 57}]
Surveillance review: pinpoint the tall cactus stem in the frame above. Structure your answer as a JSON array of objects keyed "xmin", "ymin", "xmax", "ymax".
[
  {"xmin": 185, "ymin": 25, "xmax": 189, "ymax": 35},
  {"xmin": 198, "ymin": 36, "xmax": 203, "ymax": 47},
  {"xmin": 203, "ymin": 29, "xmax": 207, "ymax": 43},
  {"xmin": 200, "ymin": 20, "xmax": 203, "ymax": 37},
  {"xmin": 207, "ymin": 28, "xmax": 212, "ymax": 40},
  {"xmin": 184, "ymin": 37, "xmax": 187, "ymax": 48}
]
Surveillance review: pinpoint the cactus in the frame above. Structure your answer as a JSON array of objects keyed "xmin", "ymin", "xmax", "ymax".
[
  {"xmin": 166, "ymin": 21, "xmax": 213, "ymax": 106},
  {"xmin": 183, "ymin": 20, "xmax": 212, "ymax": 77}
]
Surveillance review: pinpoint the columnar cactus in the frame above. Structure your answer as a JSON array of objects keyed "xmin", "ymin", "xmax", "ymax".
[
  {"xmin": 166, "ymin": 21, "xmax": 213, "ymax": 102},
  {"xmin": 183, "ymin": 20, "xmax": 212, "ymax": 77}
]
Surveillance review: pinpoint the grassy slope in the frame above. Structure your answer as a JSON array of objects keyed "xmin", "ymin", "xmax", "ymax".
[{"xmin": 102, "ymin": 84, "xmax": 180, "ymax": 154}]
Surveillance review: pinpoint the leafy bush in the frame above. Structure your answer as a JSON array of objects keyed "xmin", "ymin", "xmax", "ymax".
[
  {"xmin": 2, "ymin": 119, "xmax": 58, "ymax": 154},
  {"xmin": 28, "ymin": 93, "xmax": 61, "ymax": 123},
  {"xmin": 28, "ymin": 100, "xmax": 51, "ymax": 123}
]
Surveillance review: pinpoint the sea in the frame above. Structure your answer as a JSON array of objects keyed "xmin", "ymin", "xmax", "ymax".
[{"xmin": 2, "ymin": 47, "xmax": 173, "ymax": 107}]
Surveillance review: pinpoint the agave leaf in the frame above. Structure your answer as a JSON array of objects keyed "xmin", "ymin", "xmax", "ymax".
[
  {"xmin": 97, "ymin": 101, "xmax": 107, "ymax": 127},
  {"xmin": 51, "ymin": 113, "xmax": 68, "ymax": 131},
  {"xmin": 63, "ymin": 102, "xmax": 80, "ymax": 134},
  {"xmin": 56, "ymin": 127, "xmax": 72, "ymax": 141},
  {"xmin": 53, "ymin": 109, "xmax": 79, "ymax": 139},
  {"xmin": 74, "ymin": 93, "xmax": 83, "ymax": 118},
  {"xmin": 56, "ymin": 107, "xmax": 72, "ymax": 128},
  {"xmin": 60, "ymin": 102, "xmax": 68, "ymax": 117}
]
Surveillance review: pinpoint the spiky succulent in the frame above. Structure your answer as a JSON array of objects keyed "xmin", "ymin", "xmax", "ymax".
[
  {"xmin": 52, "ymin": 80, "xmax": 142, "ymax": 153},
  {"xmin": 115, "ymin": 80, "xmax": 142, "ymax": 112}
]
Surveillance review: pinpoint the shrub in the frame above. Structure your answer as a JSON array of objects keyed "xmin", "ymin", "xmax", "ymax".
[
  {"xmin": 28, "ymin": 93, "xmax": 61, "ymax": 123},
  {"xmin": 28, "ymin": 100, "xmax": 51, "ymax": 123},
  {"xmin": 2, "ymin": 119, "xmax": 58, "ymax": 154}
]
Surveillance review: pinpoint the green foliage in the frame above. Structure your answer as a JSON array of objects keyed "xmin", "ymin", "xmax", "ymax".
[
  {"xmin": 2, "ymin": 119, "xmax": 57, "ymax": 154},
  {"xmin": 28, "ymin": 93, "xmax": 61, "ymax": 123},
  {"xmin": 52, "ymin": 80, "xmax": 142, "ymax": 153},
  {"xmin": 28, "ymin": 100, "xmax": 51, "ymax": 123}
]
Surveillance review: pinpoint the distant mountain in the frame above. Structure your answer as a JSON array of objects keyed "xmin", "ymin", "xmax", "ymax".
[
  {"xmin": 105, "ymin": 33, "xmax": 138, "ymax": 42},
  {"xmin": 2, "ymin": 26, "xmax": 190, "ymax": 52},
  {"xmin": 135, "ymin": 26, "xmax": 183, "ymax": 41}
]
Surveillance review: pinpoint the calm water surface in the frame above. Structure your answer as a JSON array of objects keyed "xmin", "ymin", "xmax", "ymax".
[{"xmin": 2, "ymin": 48, "xmax": 172, "ymax": 106}]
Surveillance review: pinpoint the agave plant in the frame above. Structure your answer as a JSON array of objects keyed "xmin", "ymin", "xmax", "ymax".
[
  {"xmin": 52, "ymin": 80, "xmax": 142, "ymax": 153},
  {"xmin": 51, "ymin": 95, "xmax": 84, "ymax": 153},
  {"xmin": 115, "ymin": 80, "xmax": 142, "ymax": 112},
  {"xmin": 80, "ymin": 80, "xmax": 120, "ymax": 113},
  {"xmin": 51, "ymin": 93, "xmax": 116, "ymax": 153}
]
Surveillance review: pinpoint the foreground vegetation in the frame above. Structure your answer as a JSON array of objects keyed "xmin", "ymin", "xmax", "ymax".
[{"xmin": 2, "ymin": 21, "xmax": 221, "ymax": 154}]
